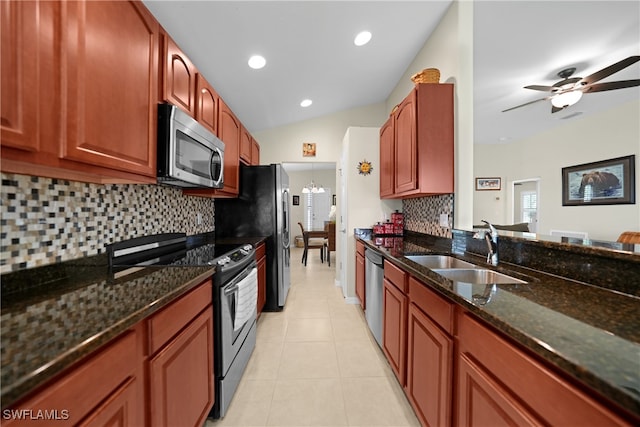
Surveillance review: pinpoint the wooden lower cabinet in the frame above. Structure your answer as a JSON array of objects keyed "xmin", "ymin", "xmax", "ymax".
[
  {"xmin": 373, "ymin": 259, "xmax": 639, "ymax": 427},
  {"xmin": 382, "ymin": 277, "xmax": 408, "ymax": 385},
  {"xmin": 406, "ymin": 303, "xmax": 453, "ymax": 427},
  {"xmin": 355, "ymin": 240, "xmax": 365, "ymax": 309},
  {"xmin": 149, "ymin": 308, "xmax": 214, "ymax": 427},
  {"xmin": 457, "ymin": 311, "xmax": 637, "ymax": 426},
  {"xmin": 78, "ymin": 378, "xmax": 140, "ymax": 427},
  {"xmin": 3, "ymin": 279, "xmax": 214, "ymax": 427},
  {"xmin": 2, "ymin": 330, "xmax": 143, "ymax": 427},
  {"xmin": 256, "ymin": 242, "xmax": 267, "ymax": 316}
]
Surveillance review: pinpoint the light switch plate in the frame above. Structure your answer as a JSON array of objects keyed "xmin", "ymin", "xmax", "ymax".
[{"xmin": 439, "ymin": 213, "xmax": 449, "ymax": 228}]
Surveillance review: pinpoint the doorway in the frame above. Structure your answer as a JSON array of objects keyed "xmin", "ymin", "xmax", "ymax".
[{"xmin": 511, "ymin": 178, "xmax": 540, "ymax": 232}]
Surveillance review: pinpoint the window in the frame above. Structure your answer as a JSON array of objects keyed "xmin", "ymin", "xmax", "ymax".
[{"xmin": 521, "ymin": 191, "xmax": 537, "ymax": 224}]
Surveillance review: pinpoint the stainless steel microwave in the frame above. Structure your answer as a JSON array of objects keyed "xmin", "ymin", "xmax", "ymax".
[{"xmin": 157, "ymin": 103, "xmax": 224, "ymax": 188}]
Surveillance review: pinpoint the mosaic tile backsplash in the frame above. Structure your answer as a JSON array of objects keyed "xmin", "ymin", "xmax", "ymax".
[
  {"xmin": 402, "ymin": 194, "xmax": 454, "ymax": 238},
  {"xmin": 1, "ymin": 173, "xmax": 215, "ymax": 273}
]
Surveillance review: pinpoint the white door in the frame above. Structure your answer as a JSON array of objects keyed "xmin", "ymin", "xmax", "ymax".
[
  {"xmin": 305, "ymin": 190, "xmax": 331, "ymax": 229},
  {"xmin": 512, "ymin": 179, "xmax": 540, "ymax": 232}
]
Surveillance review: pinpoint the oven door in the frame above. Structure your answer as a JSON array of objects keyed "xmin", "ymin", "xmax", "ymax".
[{"xmin": 219, "ymin": 264, "xmax": 257, "ymax": 376}]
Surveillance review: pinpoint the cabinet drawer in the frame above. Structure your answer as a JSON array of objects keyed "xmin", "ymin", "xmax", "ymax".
[
  {"xmin": 409, "ymin": 277, "xmax": 454, "ymax": 334},
  {"xmin": 356, "ymin": 240, "xmax": 365, "ymax": 257},
  {"xmin": 148, "ymin": 279, "xmax": 212, "ymax": 354},
  {"xmin": 255, "ymin": 242, "xmax": 266, "ymax": 260},
  {"xmin": 384, "ymin": 260, "xmax": 407, "ymax": 293}
]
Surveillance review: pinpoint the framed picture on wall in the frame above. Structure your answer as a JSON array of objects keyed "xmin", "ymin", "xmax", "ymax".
[
  {"xmin": 562, "ymin": 155, "xmax": 635, "ymax": 206},
  {"xmin": 303, "ymin": 142, "xmax": 316, "ymax": 157},
  {"xmin": 475, "ymin": 177, "xmax": 501, "ymax": 191},
  {"xmin": 292, "ymin": 195, "xmax": 300, "ymax": 206}
]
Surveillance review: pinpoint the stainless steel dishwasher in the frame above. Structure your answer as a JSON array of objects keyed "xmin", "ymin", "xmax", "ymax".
[{"xmin": 364, "ymin": 248, "xmax": 384, "ymax": 347}]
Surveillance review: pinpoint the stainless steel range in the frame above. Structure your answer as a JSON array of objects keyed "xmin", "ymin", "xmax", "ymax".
[{"xmin": 108, "ymin": 233, "xmax": 257, "ymax": 419}]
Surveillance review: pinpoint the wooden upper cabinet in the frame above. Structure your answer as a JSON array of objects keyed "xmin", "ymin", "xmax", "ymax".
[
  {"xmin": 251, "ymin": 137, "xmax": 260, "ymax": 165},
  {"xmin": 394, "ymin": 91, "xmax": 417, "ymax": 194},
  {"xmin": 195, "ymin": 74, "xmax": 219, "ymax": 136},
  {"xmin": 163, "ymin": 35, "xmax": 196, "ymax": 116},
  {"xmin": 240, "ymin": 125, "xmax": 252, "ymax": 165},
  {"xmin": 217, "ymin": 99, "xmax": 240, "ymax": 196},
  {"xmin": 379, "ymin": 115, "xmax": 395, "ymax": 198},
  {"xmin": 380, "ymin": 83, "xmax": 454, "ymax": 199},
  {"xmin": 1, "ymin": 0, "xmax": 41, "ymax": 152},
  {"xmin": 62, "ymin": 0, "xmax": 158, "ymax": 177}
]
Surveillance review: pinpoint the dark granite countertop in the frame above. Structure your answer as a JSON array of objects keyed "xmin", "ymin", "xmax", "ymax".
[
  {"xmin": 0, "ymin": 257, "xmax": 214, "ymax": 409},
  {"xmin": 359, "ymin": 235, "xmax": 640, "ymax": 418}
]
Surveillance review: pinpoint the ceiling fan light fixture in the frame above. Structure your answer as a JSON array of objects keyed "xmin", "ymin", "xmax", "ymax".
[{"xmin": 551, "ymin": 91, "xmax": 583, "ymax": 108}]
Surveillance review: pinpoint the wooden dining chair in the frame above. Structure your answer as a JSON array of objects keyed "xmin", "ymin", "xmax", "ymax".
[
  {"xmin": 298, "ymin": 222, "xmax": 325, "ymax": 266},
  {"xmin": 325, "ymin": 222, "xmax": 336, "ymax": 266}
]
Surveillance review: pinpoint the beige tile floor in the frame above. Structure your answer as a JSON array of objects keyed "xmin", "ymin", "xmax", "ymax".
[{"xmin": 206, "ymin": 247, "xmax": 420, "ymax": 427}]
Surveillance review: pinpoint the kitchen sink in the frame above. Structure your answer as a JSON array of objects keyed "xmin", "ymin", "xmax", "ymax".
[
  {"xmin": 405, "ymin": 255, "xmax": 477, "ymax": 269},
  {"xmin": 431, "ymin": 268, "xmax": 527, "ymax": 284}
]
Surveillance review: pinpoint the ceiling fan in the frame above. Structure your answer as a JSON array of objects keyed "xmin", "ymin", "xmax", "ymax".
[{"xmin": 502, "ymin": 55, "xmax": 640, "ymax": 113}]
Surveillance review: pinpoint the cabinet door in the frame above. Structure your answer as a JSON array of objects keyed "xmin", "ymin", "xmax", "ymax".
[
  {"xmin": 150, "ymin": 308, "xmax": 214, "ymax": 427},
  {"xmin": 79, "ymin": 378, "xmax": 140, "ymax": 427},
  {"xmin": 1, "ymin": 0, "xmax": 40, "ymax": 152},
  {"xmin": 382, "ymin": 278, "xmax": 407, "ymax": 386},
  {"xmin": 394, "ymin": 90, "xmax": 417, "ymax": 194},
  {"xmin": 216, "ymin": 99, "xmax": 240, "ymax": 196},
  {"xmin": 196, "ymin": 73, "xmax": 219, "ymax": 135},
  {"xmin": 406, "ymin": 303, "xmax": 453, "ymax": 427},
  {"xmin": 355, "ymin": 252, "xmax": 366, "ymax": 309},
  {"xmin": 163, "ymin": 35, "xmax": 196, "ymax": 115},
  {"xmin": 240, "ymin": 126, "xmax": 252, "ymax": 165},
  {"xmin": 457, "ymin": 353, "xmax": 540, "ymax": 427},
  {"xmin": 251, "ymin": 138, "xmax": 260, "ymax": 165},
  {"xmin": 62, "ymin": 0, "xmax": 158, "ymax": 177},
  {"xmin": 379, "ymin": 115, "xmax": 395, "ymax": 198}
]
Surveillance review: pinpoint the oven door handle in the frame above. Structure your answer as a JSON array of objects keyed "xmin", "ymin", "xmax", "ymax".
[{"xmin": 223, "ymin": 264, "xmax": 257, "ymax": 296}]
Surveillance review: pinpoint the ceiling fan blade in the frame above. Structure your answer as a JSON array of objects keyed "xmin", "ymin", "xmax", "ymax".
[
  {"xmin": 524, "ymin": 85, "xmax": 554, "ymax": 92},
  {"xmin": 502, "ymin": 96, "xmax": 550, "ymax": 112},
  {"xmin": 582, "ymin": 79, "xmax": 640, "ymax": 93},
  {"xmin": 578, "ymin": 56, "xmax": 640, "ymax": 86},
  {"xmin": 551, "ymin": 105, "xmax": 564, "ymax": 113}
]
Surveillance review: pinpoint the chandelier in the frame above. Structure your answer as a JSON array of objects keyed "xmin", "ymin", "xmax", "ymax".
[{"xmin": 301, "ymin": 164, "xmax": 325, "ymax": 193}]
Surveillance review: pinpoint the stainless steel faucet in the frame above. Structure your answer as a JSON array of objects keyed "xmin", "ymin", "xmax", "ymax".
[{"xmin": 482, "ymin": 220, "xmax": 499, "ymax": 266}]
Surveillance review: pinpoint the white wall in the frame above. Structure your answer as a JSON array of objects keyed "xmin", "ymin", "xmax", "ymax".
[
  {"xmin": 255, "ymin": 103, "xmax": 387, "ymax": 165},
  {"xmin": 340, "ymin": 127, "xmax": 402, "ymax": 300},
  {"xmin": 474, "ymin": 100, "xmax": 640, "ymax": 242}
]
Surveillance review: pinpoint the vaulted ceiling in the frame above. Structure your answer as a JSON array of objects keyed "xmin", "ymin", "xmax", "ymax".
[{"xmin": 143, "ymin": 1, "xmax": 639, "ymax": 145}]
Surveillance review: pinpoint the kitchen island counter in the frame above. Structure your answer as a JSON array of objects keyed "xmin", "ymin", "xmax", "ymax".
[
  {"xmin": 0, "ymin": 256, "xmax": 214, "ymax": 409},
  {"xmin": 359, "ymin": 233, "xmax": 640, "ymax": 419}
]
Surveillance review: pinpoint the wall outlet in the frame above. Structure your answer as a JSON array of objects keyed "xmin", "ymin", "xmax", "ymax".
[
  {"xmin": 439, "ymin": 213, "xmax": 449, "ymax": 228},
  {"xmin": 196, "ymin": 212, "xmax": 202, "ymax": 225}
]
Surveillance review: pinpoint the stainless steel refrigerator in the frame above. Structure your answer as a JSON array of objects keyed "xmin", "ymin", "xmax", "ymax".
[{"xmin": 215, "ymin": 164, "xmax": 291, "ymax": 310}]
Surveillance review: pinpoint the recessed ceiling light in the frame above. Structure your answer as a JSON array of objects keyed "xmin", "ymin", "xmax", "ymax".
[
  {"xmin": 300, "ymin": 99, "xmax": 313, "ymax": 107},
  {"xmin": 248, "ymin": 55, "xmax": 266, "ymax": 69},
  {"xmin": 354, "ymin": 31, "xmax": 372, "ymax": 46}
]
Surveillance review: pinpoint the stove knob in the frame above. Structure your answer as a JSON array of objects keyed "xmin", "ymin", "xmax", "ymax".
[{"xmin": 217, "ymin": 256, "xmax": 231, "ymax": 266}]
